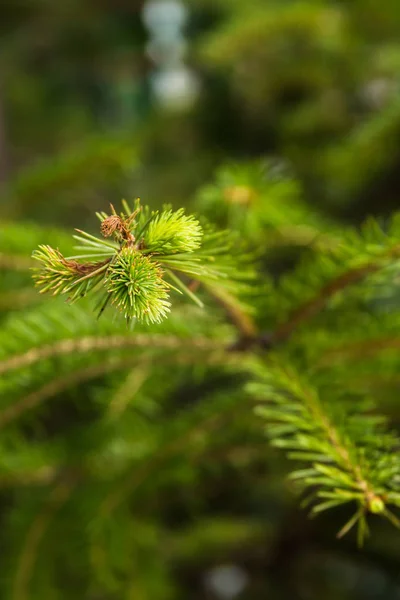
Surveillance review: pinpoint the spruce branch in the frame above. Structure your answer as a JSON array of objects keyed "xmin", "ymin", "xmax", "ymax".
[
  {"xmin": 270, "ymin": 263, "xmax": 378, "ymax": 345},
  {"xmin": 0, "ymin": 332, "xmax": 217, "ymax": 377},
  {"xmin": 0, "ymin": 299, "xmax": 254, "ymax": 428},
  {"xmin": 0, "ymin": 339, "xmax": 249, "ymax": 428},
  {"xmin": 8, "ymin": 189, "xmax": 400, "ymax": 562},
  {"xmin": 195, "ymin": 159, "xmax": 332, "ymax": 248},
  {"xmin": 32, "ymin": 200, "xmax": 253, "ymax": 325},
  {"xmin": 265, "ymin": 215, "xmax": 400, "ymax": 346},
  {"xmin": 251, "ymin": 363, "xmax": 400, "ymax": 545},
  {"xmin": 32, "ymin": 245, "xmax": 111, "ymax": 300}
]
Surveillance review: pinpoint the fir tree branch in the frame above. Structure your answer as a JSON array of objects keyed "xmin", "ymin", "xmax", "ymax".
[
  {"xmin": 294, "ymin": 381, "xmax": 383, "ymax": 521},
  {"xmin": 31, "ymin": 201, "xmax": 254, "ymax": 325},
  {"xmin": 0, "ymin": 334, "xmax": 218, "ymax": 376},
  {"xmin": 0, "ymin": 349, "xmax": 248, "ymax": 428},
  {"xmin": 252, "ymin": 363, "xmax": 400, "ymax": 542},
  {"xmin": 268, "ymin": 234, "xmax": 400, "ymax": 346},
  {"xmin": 270, "ymin": 263, "xmax": 379, "ymax": 344}
]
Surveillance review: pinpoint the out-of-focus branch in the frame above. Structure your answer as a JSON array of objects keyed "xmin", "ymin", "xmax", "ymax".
[{"xmin": 0, "ymin": 73, "xmax": 10, "ymax": 185}]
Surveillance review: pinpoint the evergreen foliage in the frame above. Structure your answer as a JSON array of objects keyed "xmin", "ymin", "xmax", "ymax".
[
  {"xmin": 2, "ymin": 167, "xmax": 400, "ymax": 596},
  {"xmin": 31, "ymin": 200, "xmax": 254, "ymax": 324},
  {"xmin": 2, "ymin": 0, "xmax": 400, "ymax": 598},
  {"xmin": 104, "ymin": 248, "xmax": 171, "ymax": 324}
]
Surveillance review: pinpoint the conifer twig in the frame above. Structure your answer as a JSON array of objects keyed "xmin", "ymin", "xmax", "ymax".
[
  {"xmin": 31, "ymin": 200, "xmax": 253, "ymax": 324},
  {"xmin": 0, "ymin": 348, "xmax": 247, "ymax": 428},
  {"xmin": 252, "ymin": 364, "xmax": 400, "ymax": 542},
  {"xmin": 0, "ymin": 334, "xmax": 218, "ymax": 376},
  {"xmin": 270, "ymin": 263, "xmax": 378, "ymax": 345},
  {"xmin": 267, "ymin": 241, "xmax": 400, "ymax": 346}
]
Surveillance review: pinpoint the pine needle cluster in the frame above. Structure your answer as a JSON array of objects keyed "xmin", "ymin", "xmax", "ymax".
[
  {"xmin": 143, "ymin": 207, "xmax": 203, "ymax": 254},
  {"xmin": 31, "ymin": 200, "xmax": 250, "ymax": 324},
  {"xmin": 104, "ymin": 248, "xmax": 171, "ymax": 324}
]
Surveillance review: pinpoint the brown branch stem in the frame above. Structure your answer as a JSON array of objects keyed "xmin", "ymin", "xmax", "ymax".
[
  {"xmin": 268, "ymin": 244, "xmax": 400, "ymax": 346},
  {"xmin": 205, "ymin": 284, "xmax": 258, "ymax": 342},
  {"xmin": 316, "ymin": 336, "xmax": 400, "ymax": 367}
]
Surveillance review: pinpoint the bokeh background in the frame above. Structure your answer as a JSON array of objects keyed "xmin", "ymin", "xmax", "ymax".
[
  {"xmin": 1, "ymin": 1, "xmax": 400, "ymax": 598},
  {"xmin": 3, "ymin": 0, "xmax": 400, "ymax": 227}
]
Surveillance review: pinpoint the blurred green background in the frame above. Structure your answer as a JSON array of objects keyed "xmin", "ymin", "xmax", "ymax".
[
  {"xmin": 3, "ymin": 0, "xmax": 400, "ymax": 227},
  {"xmin": 1, "ymin": 0, "xmax": 400, "ymax": 598}
]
